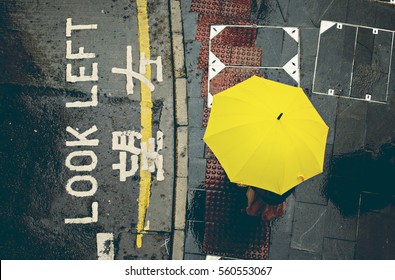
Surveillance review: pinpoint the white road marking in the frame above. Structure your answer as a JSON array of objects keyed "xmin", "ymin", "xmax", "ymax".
[
  {"xmin": 64, "ymin": 202, "xmax": 98, "ymax": 224},
  {"xmin": 96, "ymin": 233, "xmax": 114, "ymax": 260}
]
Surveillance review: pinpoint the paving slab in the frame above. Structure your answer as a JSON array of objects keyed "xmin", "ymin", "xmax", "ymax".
[
  {"xmin": 300, "ymin": 28, "xmax": 319, "ymax": 91},
  {"xmin": 301, "ymin": 28, "xmax": 319, "ymax": 57},
  {"xmin": 346, "ymin": 0, "xmax": 378, "ymax": 27},
  {"xmin": 322, "ymin": 238, "xmax": 356, "ymax": 260},
  {"xmin": 259, "ymin": 68, "xmax": 298, "ymax": 87},
  {"xmin": 251, "ymin": 0, "xmax": 286, "ymax": 23},
  {"xmin": 300, "ymin": 56, "xmax": 316, "ymax": 90},
  {"xmin": 374, "ymin": 2, "xmax": 395, "ymax": 30},
  {"xmin": 189, "ymin": 127, "xmax": 206, "ymax": 159},
  {"xmin": 188, "ymin": 97, "xmax": 205, "ymax": 128},
  {"xmin": 188, "ymin": 157, "xmax": 206, "ymax": 189},
  {"xmin": 333, "ymin": 99, "xmax": 368, "ymax": 155},
  {"xmin": 184, "ymin": 40, "xmax": 202, "ymax": 99},
  {"xmin": 184, "ymin": 221, "xmax": 205, "ymax": 254},
  {"xmin": 356, "ymin": 199, "xmax": 395, "ymax": 259},
  {"xmin": 186, "ymin": 72, "xmax": 203, "ymax": 100},
  {"xmin": 319, "ymin": 0, "xmax": 349, "ymax": 23},
  {"xmin": 186, "ymin": 188, "xmax": 206, "ymax": 222},
  {"xmin": 184, "ymin": 253, "xmax": 206, "ymax": 260},
  {"xmin": 255, "ymin": 27, "xmax": 297, "ymax": 67},
  {"xmin": 281, "ymin": 1, "xmax": 313, "ymax": 26},
  {"xmin": 291, "ymin": 202, "xmax": 328, "ymax": 253},
  {"xmin": 365, "ymin": 102, "xmax": 395, "ymax": 152},
  {"xmin": 310, "ymin": 95, "xmax": 337, "ymax": 145},
  {"xmin": 357, "ymin": 189, "xmax": 395, "ymax": 252},
  {"xmin": 289, "ymin": 248, "xmax": 322, "ymax": 260},
  {"xmin": 183, "ymin": 11, "xmax": 199, "ymax": 42},
  {"xmin": 268, "ymin": 231, "xmax": 292, "ymax": 260},
  {"xmin": 324, "ymin": 201, "xmax": 358, "ymax": 241}
]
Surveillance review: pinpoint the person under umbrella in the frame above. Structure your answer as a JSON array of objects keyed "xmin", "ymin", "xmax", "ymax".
[{"xmin": 237, "ymin": 184, "xmax": 293, "ymax": 221}]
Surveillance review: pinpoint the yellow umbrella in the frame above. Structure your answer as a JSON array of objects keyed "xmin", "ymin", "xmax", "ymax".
[{"xmin": 203, "ymin": 76, "xmax": 329, "ymax": 195}]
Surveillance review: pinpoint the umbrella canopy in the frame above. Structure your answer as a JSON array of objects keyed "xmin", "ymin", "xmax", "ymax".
[{"xmin": 203, "ymin": 76, "xmax": 329, "ymax": 195}]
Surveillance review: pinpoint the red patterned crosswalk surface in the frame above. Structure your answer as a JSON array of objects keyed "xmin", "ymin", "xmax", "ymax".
[{"xmin": 190, "ymin": 0, "xmax": 271, "ymax": 260}]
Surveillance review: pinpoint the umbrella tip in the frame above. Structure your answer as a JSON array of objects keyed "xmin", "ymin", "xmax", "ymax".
[{"xmin": 277, "ymin": 113, "xmax": 283, "ymax": 120}]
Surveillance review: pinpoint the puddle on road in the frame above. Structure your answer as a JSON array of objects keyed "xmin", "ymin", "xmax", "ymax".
[{"xmin": 324, "ymin": 141, "xmax": 395, "ymax": 217}]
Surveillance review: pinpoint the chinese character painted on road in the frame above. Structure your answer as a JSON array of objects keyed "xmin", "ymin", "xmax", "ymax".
[
  {"xmin": 112, "ymin": 130, "xmax": 141, "ymax": 181},
  {"xmin": 112, "ymin": 130, "xmax": 164, "ymax": 181},
  {"xmin": 112, "ymin": 45, "xmax": 163, "ymax": 95},
  {"xmin": 141, "ymin": 131, "xmax": 164, "ymax": 181}
]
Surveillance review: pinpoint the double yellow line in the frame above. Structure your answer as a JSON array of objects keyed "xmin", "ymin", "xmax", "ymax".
[{"xmin": 136, "ymin": 0, "xmax": 153, "ymax": 249}]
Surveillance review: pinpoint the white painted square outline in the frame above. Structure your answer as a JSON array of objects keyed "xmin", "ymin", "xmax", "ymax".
[
  {"xmin": 207, "ymin": 25, "xmax": 300, "ymax": 108},
  {"xmin": 313, "ymin": 21, "xmax": 394, "ymax": 104}
]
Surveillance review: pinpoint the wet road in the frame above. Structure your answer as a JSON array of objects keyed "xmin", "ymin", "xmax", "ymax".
[{"xmin": 0, "ymin": 0, "xmax": 174, "ymax": 259}]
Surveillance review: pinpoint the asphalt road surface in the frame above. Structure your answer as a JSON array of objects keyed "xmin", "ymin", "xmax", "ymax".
[{"xmin": 0, "ymin": 0, "xmax": 175, "ymax": 259}]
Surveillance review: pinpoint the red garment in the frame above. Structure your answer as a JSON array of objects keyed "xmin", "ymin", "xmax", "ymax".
[{"xmin": 244, "ymin": 187, "xmax": 286, "ymax": 221}]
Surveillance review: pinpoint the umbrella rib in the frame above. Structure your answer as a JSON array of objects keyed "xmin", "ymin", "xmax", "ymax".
[
  {"xmin": 285, "ymin": 122, "xmax": 325, "ymax": 173},
  {"xmin": 215, "ymin": 89, "xmax": 276, "ymax": 117},
  {"xmin": 286, "ymin": 119, "xmax": 328, "ymax": 145},
  {"xmin": 233, "ymin": 122, "xmax": 277, "ymax": 183},
  {"xmin": 204, "ymin": 118, "xmax": 272, "ymax": 139}
]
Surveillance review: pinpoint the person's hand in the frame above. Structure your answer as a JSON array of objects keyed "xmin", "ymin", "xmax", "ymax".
[{"xmin": 245, "ymin": 187, "xmax": 266, "ymax": 216}]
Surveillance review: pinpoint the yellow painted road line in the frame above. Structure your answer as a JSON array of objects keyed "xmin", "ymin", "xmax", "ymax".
[{"xmin": 136, "ymin": 0, "xmax": 153, "ymax": 249}]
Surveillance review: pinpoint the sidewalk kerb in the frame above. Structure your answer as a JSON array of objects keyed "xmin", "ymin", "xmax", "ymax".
[
  {"xmin": 176, "ymin": 126, "xmax": 188, "ymax": 177},
  {"xmin": 172, "ymin": 229, "xmax": 185, "ymax": 260},
  {"xmin": 173, "ymin": 34, "xmax": 186, "ymax": 78},
  {"xmin": 170, "ymin": 0, "xmax": 186, "ymax": 78},
  {"xmin": 170, "ymin": 0, "xmax": 183, "ymax": 35},
  {"xmin": 170, "ymin": 0, "xmax": 188, "ymax": 260},
  {"xmin": 175, "ymin": 78, "xmax": 188, "ymax": 126},
  {"xmin": 174, "ymin": 177, "xmax": 188, "ymax": 230}
]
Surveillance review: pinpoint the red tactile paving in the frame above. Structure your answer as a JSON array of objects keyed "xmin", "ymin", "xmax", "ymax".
[
  {"xmin": 205, "ymin": 145, "xmax": 216, "ymax": 159},
  {"xmin": 191, "ymin": 0, "xmax": 222, "ymax": 15},
  {"xmin": 203, "ymin": 183, "xmax": 270, "ymax": 259},
  {"xmin": 191, "ymin": 0, "xmax": 252, "ymax": 19},
  {"xmin": 205, "ymin": 159, "xmax": 227, "ymax": 190},
  {"xmin": 222, "ymin": 0, "xmax": 252, "ymax": 19},
  {"xmin": 211, "ymin": 43, "xmax": 232, "ymax": 65},
  {"xmin": 230, "ymin": 46, "xmax": 262, "ymax": 66},
  {"xmin": 199, "ymin": 43, "xmax": 232, "ymax": 70},
  {"xmin": 205, "ymin": 188, "xmax": 245, "ymax": 224},
  {"xmin": 196, "ymin": 15, "xmax": 257, "ymax": 42},
  {"xmin": 202, "ymin": 104, "xmax": 210, "ymax": 128},
  {"xmin": 198, "ymin": 43, "xmax": 209, "ymax": 69},
  {"xmin": 193, "ymin": 0, "xmax": 270, "ymax": 260},
  {"xmin": 209, "ymin": 73, "xmax": 230, "ymax": 95},
  {"xmin": 200, "ymin": 70, "xmax": 208, "ymax": 97},
  {"xmin": 211, "ymin": 27, "xmax": 257, "ymax": 47},
  {"xmin": 203, "ymin": 221, "xmax": 270, "ymax": 260},
  {"xmin": 209, "ymin": 67, "xmax": 261, "ymax": 95},
  {"xmin": 195, "ymin": 14, "xmax": 225, "ymax": 42}
]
